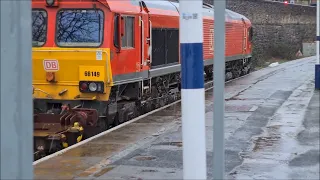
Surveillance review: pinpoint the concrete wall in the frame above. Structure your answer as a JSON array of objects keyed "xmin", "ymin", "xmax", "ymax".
[{"xmin": 205, "ymin": 0, "xmax": 317, "ymax": 66}]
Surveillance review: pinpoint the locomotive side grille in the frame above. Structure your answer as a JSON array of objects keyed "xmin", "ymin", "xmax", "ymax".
[{"xmin": 151, "ymin": 28, "xmax": 179, "ymax": 68}]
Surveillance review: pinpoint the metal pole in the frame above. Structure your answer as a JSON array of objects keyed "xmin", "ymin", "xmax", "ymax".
[
  {"xmin": 0, "ymin": 0, "xmax": 33, "ymax": 179},
  {"xmin": 315, "ymin": 0, "xmax": 320, "ymax": 89},
  {"xmin": 317, "ymin": 0, "xmax": 319, "ymax": 63},
  {"xmin": 213, "ymin": 0, "xmax": 226, "ymax": 179},
  {"xmin": 179, "ymin": 0, "xmax": 207, "ymax": 179}
]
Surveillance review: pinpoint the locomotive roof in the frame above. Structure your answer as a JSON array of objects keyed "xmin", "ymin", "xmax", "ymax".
[
  {"xmin": 152, "ymin": 0, "xmax": 249, "ymax": 21},
  {"xmin": 108, "ymin": 0, "xmax": 250, "ymax": 22}
]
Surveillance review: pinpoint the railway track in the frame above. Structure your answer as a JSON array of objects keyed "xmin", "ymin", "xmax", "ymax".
[{"xmin": 33, "ymin": 69, "xmax": 251, "ymax": 163}]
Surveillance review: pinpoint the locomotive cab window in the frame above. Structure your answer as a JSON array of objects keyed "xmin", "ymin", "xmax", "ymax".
[
  {"xmin": 121, "ymin": 16, "xmax": 134, "ymax": 48},
  {"xmin": 55, "ymin": 9, "xmax": 104, "ymax": 47},
  {"xmin": 32, "ymin": 9, "xmax": 47, "ymax": 47},
  {"xmin": 249, "ymin": 27, "xmax": 253, "ymax": 41},
  {"xmin": 113, "ymin": 14, "xmax": 120, "ymax": 48}
]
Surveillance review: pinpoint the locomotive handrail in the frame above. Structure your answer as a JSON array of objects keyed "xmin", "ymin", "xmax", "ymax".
[
  {"xmin": 149, "ymin": 19, "xmax": 152, "ymax": 65},
  {"xmin": 140, "ymin": 17, "xmax": 144, "ymax": 67},
  {"xmin": 203, "ymin": 2, "xmax": 214, "ymax": 9},
  {"xmin": 33, "ymin": 88, "xmax": 53, "ymax": 99},
  {"xmin": 140, "ymin": 16, "xmax": 145, "ymax": 98},
  {"xmin": 32, "ymin": 49, "xmax": 110, "ymax": 83}
]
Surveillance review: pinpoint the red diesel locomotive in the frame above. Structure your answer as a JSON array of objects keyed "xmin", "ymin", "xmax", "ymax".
[{"xmin": 32, "ymin": 0, "xmax": 253, "ymax": 158}]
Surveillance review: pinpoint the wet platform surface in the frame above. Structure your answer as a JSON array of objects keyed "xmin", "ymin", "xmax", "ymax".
[{"xmin": 34, "ymin": 57, "xmax": 319, "ymax": 180}]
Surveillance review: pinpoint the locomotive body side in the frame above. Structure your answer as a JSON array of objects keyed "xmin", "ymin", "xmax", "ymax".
[
  {"xmin": 32, "ymin": 0, "xmax": 252, "ymax": 103},
  {"xmin": 108, "ymin": 0, "xmax": 253, "ymax": 83}
]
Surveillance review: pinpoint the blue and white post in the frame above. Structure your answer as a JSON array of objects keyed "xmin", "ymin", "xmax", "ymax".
[
  {"xmin": 179, "ymin": 0, "xmax": 207, "ymax": 179},
  {"xmin": 315, "ymin": 0, "xmax": 320, "ymax": 90}
]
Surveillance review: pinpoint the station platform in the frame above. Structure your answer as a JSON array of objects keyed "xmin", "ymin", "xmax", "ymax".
[{"xmin": 34, "ymin": 56, "xmax": 319, "ymax": 180}]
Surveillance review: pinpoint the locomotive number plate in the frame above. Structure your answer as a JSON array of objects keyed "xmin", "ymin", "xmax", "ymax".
[{"xmin": 79, "ymin": 66, "xmax": 105, "ymax": 81}]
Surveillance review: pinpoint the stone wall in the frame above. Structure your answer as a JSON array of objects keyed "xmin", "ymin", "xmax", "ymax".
[{"xmin": 208, "ymin": 0, "xmax": 317, "ymax": 66}]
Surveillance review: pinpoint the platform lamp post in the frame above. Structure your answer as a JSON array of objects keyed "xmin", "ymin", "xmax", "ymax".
[
  {"xmin": 0, "ymin": 0, "xmax": 33, "ymax": 179},
  {"xmin": 316, "ymin": 0, "xmax": 320, "ymax": 90},
  {"xmin": 179, "ymin": 0, "xmax": 207, "ymax": 179}
]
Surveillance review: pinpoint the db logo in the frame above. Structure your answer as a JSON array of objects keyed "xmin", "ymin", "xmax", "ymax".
[{"xmin": 43, "ymin": 60, "xmax": 59, "ymax": 71}]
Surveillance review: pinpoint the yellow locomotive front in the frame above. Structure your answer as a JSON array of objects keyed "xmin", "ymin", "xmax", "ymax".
[
  {"xmin": 33, "ymin": 47, "xmax": 113, "ymax": 101},
  {"xmin": 32, "ymin": 0, "xmax": 116, "ymax": 159}
]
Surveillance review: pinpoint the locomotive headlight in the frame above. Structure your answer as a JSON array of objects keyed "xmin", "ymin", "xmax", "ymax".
[
  {"xmin": 80, "ymin": 82, "xmax": 88, "ymax": 91},
  {"xmin": 88, "ymin": 82, "xmax": 97, "ymax": 92},
  {"xmin": 79, "ymin": 81, "xmax": 104, "ymax": 93},
  {"xmin": 46, "ymin": 0, "xmax": 55, "ymax": 6}
]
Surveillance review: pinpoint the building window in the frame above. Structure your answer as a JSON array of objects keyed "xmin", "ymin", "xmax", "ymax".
[{"xmin": 121, "ymin": 16, "xmax": 134, "ymax": 48}]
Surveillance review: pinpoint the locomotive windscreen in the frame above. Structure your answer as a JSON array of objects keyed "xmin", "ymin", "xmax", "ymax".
[
  {"xmin": 56, "ymin": 9, "xmax": 104, "ymax": 47},
  {"xmin": 32, "ymin": 9, "xmax": 47, "ymax": 47}
]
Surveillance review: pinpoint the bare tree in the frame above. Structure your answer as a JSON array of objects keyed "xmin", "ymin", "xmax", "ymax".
[
  {"xmin": 32, "ymin": 10, "xmax": 47, "ymax": 46},
  {"xmin": 56, "ymin": 10, "xmax": 103, "ymax": 46}
]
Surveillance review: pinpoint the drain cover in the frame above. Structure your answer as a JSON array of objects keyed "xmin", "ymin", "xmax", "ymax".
[
  {"xmin": 133, "ymin": 155, "xmax": 157, "ymax": 161},
  {"xmin": 225, "ymin": 105, "xmax": 255, "ymax": 112}
]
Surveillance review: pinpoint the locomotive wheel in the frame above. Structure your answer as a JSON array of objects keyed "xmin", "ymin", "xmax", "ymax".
[
  {"xmin": 245, "ymin": 66, "xmax": 250, "ymax": 75},
  {"xmin": 205, "ymin": 71, "xmax": 213, "ymax": 79},
  {"xmin": 134, "ymin": 101, "xmax": 141, "ymax": 117},
  {"xmin": 151, "ymin": 86, "xmax": 159, "ymax": 109},
  {"xmin": 247, "ymin": 65, "xmax": 252, "ymax": 74},
  {"xmin": 112, "ymin": 113, "xmax": 120, "ymax": 127},
  {"xmin": 232, "ymin": 69, "xmax": 241, "ymax": 79},
  {"xmin": 204, "ymin": 66, "xmax": 213, "ymax": 80},
  {"xmin": 159, "ymin": 96, "xmax": 166, "ymax": 107},
  {"xmin": 97, "ymin": 117, "xmax": 108, "ymax": 133}
]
